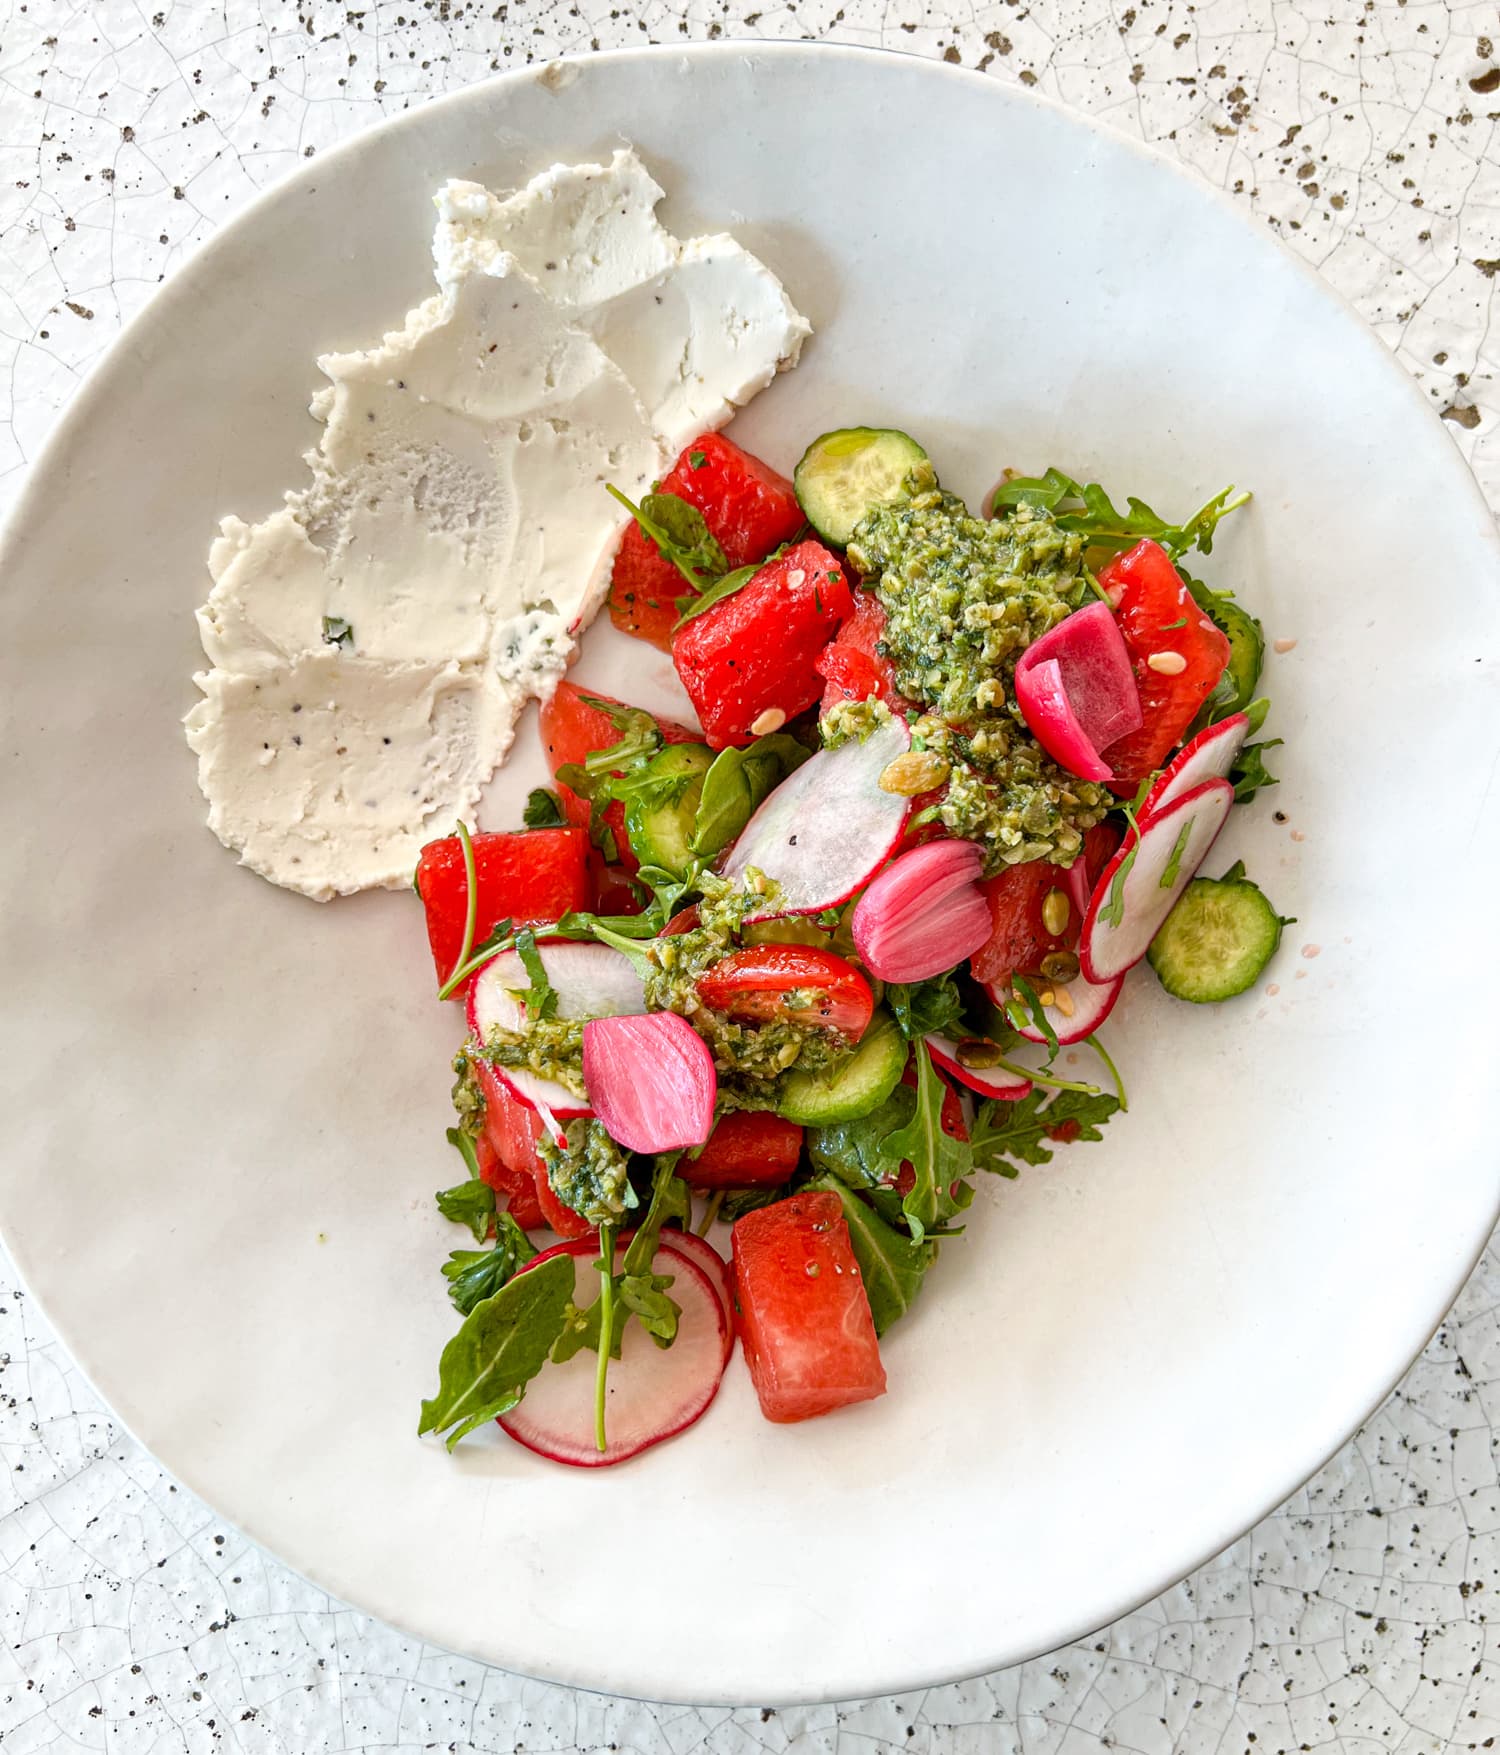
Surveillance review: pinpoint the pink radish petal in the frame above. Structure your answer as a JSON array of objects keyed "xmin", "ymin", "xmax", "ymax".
[
  {"xmin": 467, "ymin": 941, "xmax": 649, "ymax": 1121},
  {"xmin": 851, "ymin": 839, "xmax": 993, "ymax": 983},
  {"xmin": 1015, "ymin": 602, "xmax": 1142, "ymax": 782},
  {"xmin": 1014, "ymin": 658, "xmax": 1113, "ymax": 782},
  {"xmin": 582, "ymin": 1012, "xmax": 717, "ymax": 1154},
  {"xmin": 505, "ymin": 1238, "xmax": 727, "ymax": 1467}
]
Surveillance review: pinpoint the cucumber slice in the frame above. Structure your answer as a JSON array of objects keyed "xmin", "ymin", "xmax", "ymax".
[
  {"xmin": 773, "ymin": 1011, "xmax": 907, "ymax": 1125},
  {"xmin": 622, "ymin": 743, "xmax": 713, "ymax": 877},
  {"xmin": 1146, "ymin": 867, "xmax": 1286, "ymax": 1002},
  {"xmin": 1204, "ymin": 597, "xmax": 1264, "ymax": 718},
  {"xmin": 794, "ymin": 427, "xmax": 928, "ymax": 546}
]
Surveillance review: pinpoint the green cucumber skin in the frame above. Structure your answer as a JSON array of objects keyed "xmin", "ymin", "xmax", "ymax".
[
  {"xmin": 1207, "ymin": 599, "xmax": 1265, "ymax": 718},
  {"xmin": 774, "ymin": 1012, "xmax": 908, "ymax": 1125},
  {"xmin": 624, "ymin": 745, "xmax": 713, "ymax": 876},
  {"xmin": 1147, "ymin": 875, "xmax": 1284, "ymax": 1003},
  {"xmin": 793, "ymin": 427, "xmax": 928, "ymax": 547}
]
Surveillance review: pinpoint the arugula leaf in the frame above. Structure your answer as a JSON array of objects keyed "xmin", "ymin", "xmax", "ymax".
[
  {"xmin": 512, "ymin": 927, "xmax": 559, "ymax": 1022},
  {"xmin": 1243, "ymin": 697, "xmax": 1271, "ymax": 736},
  {"xmin": 885, "ymin": 1041, "xmax": 973, "ymax": 1243},
  {"xmin": 1011, "ymin": 975, "xmax": 1059, "ymax": 1061},
  {"xmin": 554, "ymin": 1154, "xmax": 690, "ymax": 1366},
  {"xmin": 522, "ymin": 787, "xmax": 566, "ymax": 829},
  {"xmin": 606, "ymin": 486, "xmax": 728, "ymax": 589},
  {"xmin": 436, "ymin": 1127, "xmax": 496, "ymax": 1241},
  {"xmin": 622, "ymin": 1152, "xmax": 691, "ymax": 1278},
  {"xmin": 321, "ymin": 614, "xmax": 354, "ymax": 648},
  {"xmin": 418, "ymin": 1253, "xmax": 573, "ymax": 1449},
  {"xmin": 993, "ymin": 469, "xmax": 1249, "ymax": 562},
  {"xmin": 887, "ymin": 973, "xmax": 966, "ymax": 1042},
  {"xmin": 809, "ymin": 1176, "xmax": 937, "ymax": 1336},
  {"xmin": 442, "ymin": 1213, "xmax": 538, "ymax": 1315},
  {"xmin": 970, "ymin": 1088, "xmax": 1121, "ymax": 1175},
  {"xmin": 1231, "ymin": 739, "xmax": 1282, "ymax": 804},
  {"xmin": 674, "ymin": 562, "xmax": 759, "ymax": 629},
  {"xmin": 691, "ymin": 734, "xmax": 810, "ymax": 858}
]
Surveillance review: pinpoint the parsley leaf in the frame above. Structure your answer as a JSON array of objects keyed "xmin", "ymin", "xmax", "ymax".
[
  {"xmin": 321, "ymin": 614, "xmax": 354, "ymax": 648},
  {"xmin": 436, "ymin": 1126, "xmax": 496, "ymax": 1242},
  {"xmin": 689, "ymin": 450, "xmax": 708, "ymax": 469},
  {"xmin": 1231, "ymin": 739, "xmax": 1282, "ymax": 804},
  {"xmin": 970, "ymin": 1088, "xmax": 1122, "ymax": 1175},
  {"xmin": 442, "ymin": 1213, "xmax": 538, "ymax": 1315},
  {"xmin": 512, "ymin": 927, "xmax": 558, "ymax": 1022},
  {"xmin": 886, "ymin": 973, "xmax": 966, "ymax": 1041},
  {"xmin": 885, "ymin": 1041, "xmax": 973, "ymax": 1243},
  {"xmin": 606, "ymin": 486, "xmax": 728, "ymax": 589},
  {"xmin": 993, "ymin": 469, "xmax": 1250, "ymax": 562},
  {"xmin": 809, "ymin": 1176, "xmax": 937, "ymax": 1336},
  {"xmin": 522, "ymin": 787, "xmax": 566, "ymax": 828},
  {"xmin": 418, "ymin": 1253, "xmax": 573, "ymax": 1449}
]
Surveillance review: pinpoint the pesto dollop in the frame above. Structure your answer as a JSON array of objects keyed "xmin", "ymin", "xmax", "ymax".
[
  {"xmin": 644, "ymin": 876, "xmax": 852, "ymax": 1091},
  {"xmin": 480, "ymin": 1017, "xmax": 586, "ymax": 1098},
  {"xmin": 847, "ymin": 465, "xmax": 1111, "ymax": 869},
  {"xmin": 540, "ymin": 1118, "xmax": 637, "ymax": 1226}
]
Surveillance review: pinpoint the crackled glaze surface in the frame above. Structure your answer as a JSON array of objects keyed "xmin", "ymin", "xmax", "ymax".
[{"xmin": 2, "ymin": 5, "xmax": 1498, "ymax": 1748}]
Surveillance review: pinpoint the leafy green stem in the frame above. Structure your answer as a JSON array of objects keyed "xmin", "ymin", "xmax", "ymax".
[
  {"xmin": 1085, "ymin": 1033, "xmax": 1128, "ymax": 1111},
  {"xmin": 695, "ymin": 1189, "xmax": 725, "ymax": 1237},
  {"xmin": 595, "ymin": 1223, "xmax": 616, "ymax": 1454},
  {"xmin": 436, "ymin": 821, "xmax": 480, "ymax": 1000},
  {"xmin": 996, "ymin": 1057, "xmax": 1102, "ymax": 1097}
]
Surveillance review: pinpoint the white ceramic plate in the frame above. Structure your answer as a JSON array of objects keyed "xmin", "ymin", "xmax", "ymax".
[{"xmin": 1, "ymin": 43, "xmax": 1497, "ymax": 1707}]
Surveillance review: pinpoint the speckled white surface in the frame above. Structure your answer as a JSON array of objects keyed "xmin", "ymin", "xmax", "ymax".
[{"xmin": 1, "ymin": 4, "xmax": 1497, "ymax": 1748}]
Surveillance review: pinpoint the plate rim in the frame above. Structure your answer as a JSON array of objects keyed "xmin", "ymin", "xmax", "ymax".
[{"xmin": 2, "ymin": 39, "xmax": 1498, "ymax": 1706}]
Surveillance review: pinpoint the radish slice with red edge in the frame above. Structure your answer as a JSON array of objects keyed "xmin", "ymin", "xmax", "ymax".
[
  {"xmin": 1014, "ymin": 603, "xmax": 1142, "ymax": 783},
  {"xmin": 504, "ymin": 1237, "xmax": 727, "ymax": 1467},
  {"xmin": 985, "ymin": 967, "xmax": 1125, "ymax": 1047},
  {"xmin": 851, "ymin": 839, "xmax": 992, "ymax": 982},
  {"xmin": 720, "ymin": 714, "xmax": 911, "ymax": 919},
  {"xmin": 925, "ymin": 1033, "xmax": 1032, "ymax": 1100},
  {"xmin": 582, "ymin": 1012, "xmax": 717, "ymax": 1153},
  {"xmin": 1138, "ymin": 712, "xmax": 1250, "ymax": 822},
  {"xmin": 622, "ymin": 1228, "xmax": 735, "ymax": 1364},
  {"xmin": 467, "ymin": 942, "xmax": 647, "ymax": 1120},
  {"xmin": 1080, "ymin": 777, "xmax": 1235, "ymax": 983}
]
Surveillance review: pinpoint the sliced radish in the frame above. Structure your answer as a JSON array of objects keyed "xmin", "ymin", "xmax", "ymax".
[
  {"xmin": 1080, "ymin": 777, "xmax": 1235, "ymax": 982},
  {"xmin": 984, "ymin": 967, "xmax": 1125, "ymax": 1047},
  {"xmin": 720, "ymin": 715, "xmax": 912, "ymax": 918},
  {"xmin": 1139, "ymin": 713, "xmax": 1250, "ymax": 822},
  {"xmin": 466, "ymin": 942, "xmax": 648, "ymax": 1120},
  {"xmin": 851, "ymin": 840, "xmax": 992, "ymax": 983},
  {"xmin": 1014, "ymin": 603, "xmax": 1142, "ymax": 783},
  {"xmin": 643, "ymin": 1230, "xmax": 734, "ymax": 1365},
  {"xmin": 504, "ymin": 1237, "xmax": 727, "ymax": 1467},
  {"xmin": 582, "ymin": 1012, "xmax": 717, "ymax": 1153},
  {"xmin": 925, "ymin": 1032, "xmax": 1033, "ymax": 1100}
]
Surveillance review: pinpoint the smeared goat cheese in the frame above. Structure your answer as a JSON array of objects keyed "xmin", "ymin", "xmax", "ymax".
[{"xmin": 186, "ymin": 150, "xmax": 809, "ymax": 900}]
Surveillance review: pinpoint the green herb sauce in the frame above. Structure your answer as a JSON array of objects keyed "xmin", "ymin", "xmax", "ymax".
[{"xmin": 846, "ymin": 464, "xmax": 1111, "ymax": 870}]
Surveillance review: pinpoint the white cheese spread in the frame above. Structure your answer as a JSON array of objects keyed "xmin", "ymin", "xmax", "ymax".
[{"xmin": 185, "ymin": 150, "xmax": 809, "ymax": 900}]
